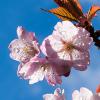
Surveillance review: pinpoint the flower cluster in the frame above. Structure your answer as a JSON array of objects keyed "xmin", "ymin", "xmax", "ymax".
[
  {"xmin": 9, "ymin": 21, "xmax": 93, "ymax": 86},
  {"xmin": 8, "ymin": 0, "xmax": 100, "ymax": 99},
  {"xmin": 43, "ymin": 85, "xmax": 100, "ymax": 100}
]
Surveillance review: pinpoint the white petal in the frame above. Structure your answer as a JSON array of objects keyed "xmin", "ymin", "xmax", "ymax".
[
  {"xmin": 54, "ymin": 21, "xmax": 78, "ymax": 41},
  {"xmin": 72, "ymin": 90, "xmax": 80, "ymax": 100},
  {"xmin": 49, "ymin": 36, "xmax": 63, "ymax": 52},
  {"xmin": 73, "ymin": 27, "xmax": 93, "ymax": 50},
  {"xmin": 62, "ymin": 21, "xmax": 77, "ymax": 31},
  {"xmin": 29, "ymin": 67, "xmax": 44, "ymax": 84},
  {"xmin": 43, "ymin": 94, "xmax": 57, "ymax": 100},
  {"xmin": 71, "ymin": 50, "xmax": 90, "ymax": 70},
  {"xmin": 58, "ymin": 51, "xmax": 71, "ymax": 60},
  {"xmin": 71, "ymin": 49, "xmax": 89, "ymax": 60},
  {"xmin": 80, "ymin": 87, "xmax": 93, "ymax": 99},
  {"xmin": 45, "ymin": 66, "xmax": 62, "ymax": 86},
  {"xmin": 43, "ymin": 88, "xmax": 65, "ymax": 100},
  {"xmin": 54, "ymin": 21, "xmax": 62, "ymax": 31},
  {"xmin": 41, "ymin": 35, "xmax": 63, "ymax": 57},
  {"xmin": 17, "ymin": 26, "xmax": 25, "ymax": 39},
  {"xmin": 72, "ymin": 88, "xmax": 93, "ymax": 100}
]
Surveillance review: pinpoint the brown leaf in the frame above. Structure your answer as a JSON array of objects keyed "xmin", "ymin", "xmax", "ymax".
[
  {"xmin": 49, "ymin": 7, "xmax": 78, "ymax": 21},
  {"xmin": 74, "ymin": 0, "xmax": 82, "ymax": 11},
  {"xmin": 87, "ymin": 5, "xmax": 100, "ymax": 21},
  {"xmin": 54, "ymin": 0, "xmax": 83, "ymax": 19}
]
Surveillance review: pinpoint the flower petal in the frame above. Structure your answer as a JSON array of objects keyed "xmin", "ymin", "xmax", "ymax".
[
  {"xmin": 72, "ymin": 87, "xmax": 93, "ymax": 100},
  {"xmin": 41, "ymin": 35, "xmax": 63, "ymax": 58},
  {"xmin": 72, "ymin": 90, "xmax": 80, "ymax": 100},
  {"xmin": 73, "ymin": 27, "xmax": 93, "ymax": 50},
  {"xmin": 29, "ymin": 67, "xmax": 45, "ymax": 84},
  {"xmin": 45, "ymin": 66, "xmax": 62, "ymax": 86},
  {"xmin": 71, "ymin": 50, "xmax": 90, "ymax": 70},
  {"xmin": 54, "ymin": 21, "xmax": 78, "ymax": 41},
  {"xmin": 17, "ymin": 26, "xmax": 37, "ymax": 41},
  {"xmin": 43, "ymin": 88, "xmax": 65, "ymax": 100},
  {"xmin": 17, "ymin": 57, "xmax": 45, "ymax": 84}
]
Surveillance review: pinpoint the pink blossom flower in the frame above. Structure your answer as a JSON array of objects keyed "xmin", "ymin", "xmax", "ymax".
[
  {"xmin": 92, "ymin": 94, "xmax": 100, "ymax": 100},
  {"xmin": 9, "ymin": 26, "xmax": 40, "ymax": 63},
  {"xmin": 72, "ymin": 87, "xmax": 100, "ymax": 100},
  {"xmin": 72, "ymin": 87, "xmax": 93, "ymax": 100},
  {"xmin": 43, "ymin": 88, "xmax": 65, "ymax": 100},
  {"xmin": 18, "ymin": 56, "xmax": 62, "ymax": 86},
  {"xmin": 41, "ymin": 21, "xmax": 93, "ymax": 71}
]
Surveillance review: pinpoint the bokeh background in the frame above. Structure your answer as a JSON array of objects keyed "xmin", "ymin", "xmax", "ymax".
[{"xmin": 0, "ymin": 0, "xmax": 100, "ymax": 100}]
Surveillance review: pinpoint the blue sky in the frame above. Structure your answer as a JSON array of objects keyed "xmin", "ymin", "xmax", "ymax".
[{"xmin": 0, "ymin": 0, "xmax": 100, "ymax": 100}]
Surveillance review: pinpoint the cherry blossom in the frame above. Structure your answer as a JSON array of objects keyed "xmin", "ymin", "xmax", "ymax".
[
  {"xmin": 72, "ymin": 87, "xmax": 93, "ymax": 100},
  {"xmin": 43, "ymin": 88, "xmax": 65, "ymax": 100},
  {"xmin": 6, "ymin": 0, "xmax": 100, "ymax": 99},
  {"xmin": 41, "ymin": 21, "xmax": 93, "ymax": 71},
  {"xmin": 9, "ymin": 26, "xmax": 40, "ymax": 63},
  {"xmin": 17, "ymin": 56, "xmax": 62, "ymax": 86},
  {"xmin": 72, "ymin": 87, "xmax": 100, "ymax": 100}
]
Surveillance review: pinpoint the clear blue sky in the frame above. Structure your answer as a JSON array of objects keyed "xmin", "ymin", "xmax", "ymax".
[{"xmin": 0, "ymin": 0, "xmax": 100, "ymax": 100}]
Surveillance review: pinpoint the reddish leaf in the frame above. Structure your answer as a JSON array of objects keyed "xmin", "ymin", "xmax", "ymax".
[
  {"xmin": 49, "ymin": 7, "xmax": 78, "ymax": 21},
  {"xmin": 96, "ymin": 85, "xmax": 100, "ymax": 93},
  {"xmin": 54, "ymin": 0, "xmax": 83, "ymax": 19},
  {"xmin": 87, "ymin": 5, "xmax": 100, "ymax": 21},
  {"xmin": 74, "ymin": 0, "xmax": 82, "ymax": 11}
]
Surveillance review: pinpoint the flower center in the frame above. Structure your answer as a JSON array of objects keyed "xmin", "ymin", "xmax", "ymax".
[
  {"xmin": 23, "ymin": 46, "xmax": 36, "ymax": 56},
  {"xmin": 41, "ymin": 63, "xmax": 50, "ymax": 71},
  {"xmin": 64, "ymin": 43, "xmax": 74, "ymax": 52},
  {"xmin": 12, "ymin": 39, "xmax": 38, "ymax": 62},
  {"xmin": 62, "ymin": 40, "xmax": 74, "ymax": 52}
]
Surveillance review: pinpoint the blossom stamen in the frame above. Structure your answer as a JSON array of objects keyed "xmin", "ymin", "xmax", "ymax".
[
  {"xmin": 60, "ymin": 40, "xmax": 75, "ymax": 53},
  {"xmin": 63, "ymin": 43, "xmax": 74, "ymax": 52}
]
